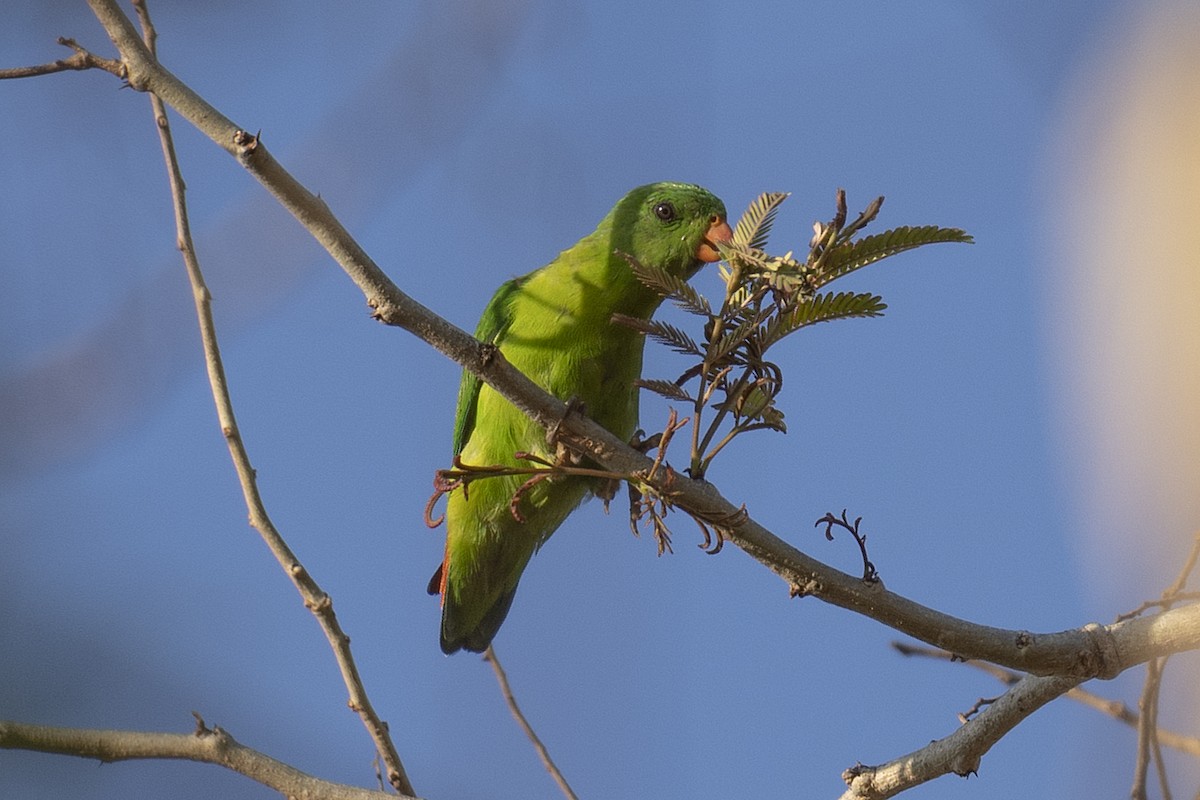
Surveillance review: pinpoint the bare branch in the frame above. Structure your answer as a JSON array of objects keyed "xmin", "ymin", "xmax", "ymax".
[
  {"xmin": 485, "ymin": 647, "xmax": 580, "ymax": 800},
  {"xmin": 0, "ymin": 37, "xmax": 124, "ymax": 80},
  {"xmin": 839, "ymin": 674, "xmax": 1082, "ymax": 799},
  {"xmin": 69, "ymin": 0, "xmax": 1200, "ymax": 683},
  {"xmin": 129, "ymin": 1, "xmax": 413, "ymax": 794},
  {"xmin": 0, "ymin": 718, "xmax": 400, "ymax": 800},
  {"xmin": 893, "ymin": 641, "xmax": 1200, "ymax": 757},
  {"xmin": 843, "ymin": 606, "xmax": 1200, "ymax": 796}
]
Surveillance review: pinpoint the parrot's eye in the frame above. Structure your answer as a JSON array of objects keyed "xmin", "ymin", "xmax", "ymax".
[{"xmin": 653, "ymin": 201, "xmax": 678, "ymax": 222}]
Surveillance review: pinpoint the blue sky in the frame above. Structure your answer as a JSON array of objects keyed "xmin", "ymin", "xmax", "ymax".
[{"xmin": 3, "ymin": 2, "xmax": 1198, "ymax": 798}]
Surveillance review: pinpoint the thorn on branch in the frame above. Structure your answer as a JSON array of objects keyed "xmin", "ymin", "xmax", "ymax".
[{"xmin": 816, "ymin": 509, "xmax": 879, "ymax": 583}]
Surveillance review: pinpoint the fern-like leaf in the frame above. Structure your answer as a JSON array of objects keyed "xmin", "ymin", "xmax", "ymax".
[
  {"xmin": 814, "ymin": 226, "xmax": 972, "ymax": 288},
  {"xmin": 709, "ymin": 318, "xmax": 759, "ymax": 363},
  {"xmin": 619, "ymin": 251, "xmax": 712, "ymax": 316},
  {"xmin": 635, "ymin": 378, "xmax": 694, "ymax": 402},
  {"xmin": 732, "ymin": 192, "xmax": 790, "ymax": 251},
  {"xmin": 613, "ymin": 315, "xmax": 702, "ymax": 356},
  {"xmin": 761, "ymin": 291, "xmax": 887, "ymax": 348}
]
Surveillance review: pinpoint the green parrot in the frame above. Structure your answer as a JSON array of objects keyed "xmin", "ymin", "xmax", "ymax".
[{"xmin": 429, "ymin": 182, "xmax": 731, "ymax": 654}]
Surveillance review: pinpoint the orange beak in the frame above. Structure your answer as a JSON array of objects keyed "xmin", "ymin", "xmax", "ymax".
[{"xmin": 696, "ymin": 216, "xmax": 733, "ymax": 263}]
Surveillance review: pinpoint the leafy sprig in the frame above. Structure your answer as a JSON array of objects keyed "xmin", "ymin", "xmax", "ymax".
[{"xmin": 621, "ymin": 189, "xmax": 972, "ymax": 480}]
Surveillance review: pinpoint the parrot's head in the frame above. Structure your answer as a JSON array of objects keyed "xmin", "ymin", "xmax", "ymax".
[{"xmin": 606, "ymin": 182, "xmax": 731, "ymax": 279}]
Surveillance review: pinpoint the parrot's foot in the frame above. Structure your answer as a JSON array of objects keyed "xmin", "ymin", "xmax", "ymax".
[
  {"xmin": 596, "ymin": 475, "xmax": 620, "ymax": 511},
  {"xmin": 545, "ymin": 395, "xmax": 587, "ymax": 454},
  {"xmin": 597, "ymin": 429, "xmax": 654, "ymax": 512}
]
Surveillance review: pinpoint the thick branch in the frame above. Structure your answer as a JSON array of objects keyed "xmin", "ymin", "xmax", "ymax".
[
  {"xmin": 74, "ymin": 0, "xmax": 1200, "ymax": 681},
  {"xmin": 841, "ymin": 602, "xmax": 1200, "ymax": 797},
  {"xmin": 0, "ymin": 719, "xmax": 400, "ymax": 800}
]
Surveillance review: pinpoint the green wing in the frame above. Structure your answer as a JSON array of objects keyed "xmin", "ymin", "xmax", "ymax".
[{"xmin": 451, "ymin": 276, "xmax": 525, "ymax": 456}]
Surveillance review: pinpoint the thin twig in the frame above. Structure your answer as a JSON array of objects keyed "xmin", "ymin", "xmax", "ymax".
[
  {"xmin": 484, "ymin": 646, "xmax": 580, "ymax": 800},
  {"xmin": 1127, "ymin": 530, "xmax": 1200, "ymax": 799},
  {"xmin": 1164, "ymin": 532, "xmax": 1200, "ymax": 598},
  {"xmin": 1133, "ymin": 656, "xmax": 1171, "ymax": 800},
  {"xmin": 1119, "ymin": 531, "xmax": 1200, "ymax": 621},
  {"xmin": 0, "ymin": 37, "xmax": 124, "ymax": 80},
  {"xmin": 130, "ymin": 1, "xmax": 413, "ymax": 795}
]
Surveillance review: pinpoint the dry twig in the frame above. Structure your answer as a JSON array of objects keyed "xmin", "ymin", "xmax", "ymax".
[{"xmin": 484, "ymin": 646, "xmax": 580, "ymax": 800}]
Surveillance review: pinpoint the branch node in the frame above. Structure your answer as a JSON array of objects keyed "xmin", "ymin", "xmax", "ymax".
[
  {"xmin": 232, "ymin": 129, "xmax": 260, "ymax": 160},
  {"xmin": 305, "ymin": 592, "xmax": 332, "ymax": 612},
  {"xmin": 1081, "ymin": 621, "xmax": 1123, "ymax": 680},
  {"xmin": 789, "ymin": 576, "xmax": 821, "ymax": 598}
]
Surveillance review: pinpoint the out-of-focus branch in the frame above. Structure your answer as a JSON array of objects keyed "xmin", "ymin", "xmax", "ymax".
[
  {"xmin": 126, "ymin": 0, "xmax": 413, "ymax": 795},
  {"xmin": 1129, "ymin": 531, "xmax": 1200, "ymax": 800},
  {"xmin": 0, "ymin": 718, "xmax": 395, "ymax": 800},
  {"xmin": 66, "ymin": 0, "xmax": 1200, "ymax": 682}
]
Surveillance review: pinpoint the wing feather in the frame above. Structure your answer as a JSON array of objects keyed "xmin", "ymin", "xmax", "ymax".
[{"xmin": 451, "ymin": 276, "xmax": 525, "ymax": 456}]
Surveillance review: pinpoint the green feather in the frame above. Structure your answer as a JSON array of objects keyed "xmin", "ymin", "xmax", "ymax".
[
  {"xmin": 432, "ymin": 182, "xmax": 727, "ymax": 654},
  {"xmin": 451, "ymin": 277, "xmax": 523, "ymax": 457}
]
